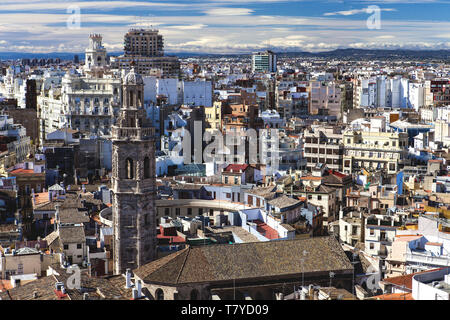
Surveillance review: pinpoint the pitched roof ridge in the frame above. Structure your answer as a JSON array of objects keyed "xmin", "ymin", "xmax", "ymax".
[
  {"xmin": 176, "ymin": 246, "xmax": 191, "ymax": 284},
  {"xmin": 134, "ymin": 246, "xmax": 189, "ymax": 280}
]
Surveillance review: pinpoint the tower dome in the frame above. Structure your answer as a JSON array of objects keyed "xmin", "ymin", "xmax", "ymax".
[{"xmin": 123, "ymin": 67, "xmax": 143, "ymax": 85}]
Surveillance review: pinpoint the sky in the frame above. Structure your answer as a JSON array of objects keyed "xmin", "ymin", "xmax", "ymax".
[{"xmin": 0, "ymin": 0, "xmax": 450, "ymax": 54}]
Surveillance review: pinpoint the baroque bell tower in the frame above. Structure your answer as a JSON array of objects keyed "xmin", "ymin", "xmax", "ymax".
[{"xmin": 112, "ymin": 66, "xmax": 156, "ymax": 275}]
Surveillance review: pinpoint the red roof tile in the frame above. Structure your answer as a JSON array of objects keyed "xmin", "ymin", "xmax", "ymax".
[
  {"xmin": 224, "ymin": 164, "xmax": 249, "ymax": 172},
  {"xmin": 382, "ymin": 268, "xmax": 444, "ymax": 290},
  {"xmin": 373, "ymin": 292, "xmax": 413, "ymax": 300}
]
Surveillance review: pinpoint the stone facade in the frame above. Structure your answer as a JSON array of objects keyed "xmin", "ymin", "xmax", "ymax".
[{"xmin": 112, "ymin": 67, "xmax": 157, "ymax": 275}]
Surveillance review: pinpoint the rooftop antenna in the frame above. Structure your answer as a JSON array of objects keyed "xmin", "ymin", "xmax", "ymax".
[{"xmin": 329, "ymin": 271, "xmax": 335, "ymax": 287}]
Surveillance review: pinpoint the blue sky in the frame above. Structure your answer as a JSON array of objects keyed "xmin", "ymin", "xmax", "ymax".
[{"xmin": 0, "ymin": 0, "xmax": 449, "ymax": 53}]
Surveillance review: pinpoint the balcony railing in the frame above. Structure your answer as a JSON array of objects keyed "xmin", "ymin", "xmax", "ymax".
[{"xmin": 406, "ymin": 252, "xmax": 450, "ymax": 266}]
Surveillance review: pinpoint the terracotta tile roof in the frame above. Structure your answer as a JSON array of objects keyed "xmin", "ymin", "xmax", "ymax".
[
  {"xmin": 301, "ymin": 176, "xmax": 322, "ymax": 181},
  {"xmin": 382, "ymin": 268, "xmax": 444, "ymax": 290},
  {"xmin": 318, "ymin": 287, "xmax": 357, "ymax": 300},
  {"xmin": 58, "ymin": 208, "xmax": 90, "ymax": 224},
  {"xmin": 246, "ymin": 185, "xmax": 277, "ymax": 200},
  {"xmin": 223, "ymin": 164, "xmax": 249, "ymax": 172},
  {"xmin": 134, "ymin": 236, "xmax": 353, "ymax": 285},
  {"xmin": 372, "ymin": 292, "xmax": 413, "ymax": 300},
  {"xmin": 268, "ymin": 195, "xmax": 302, "ymax": 209},
  {"xmin": 426, "ymin": 242, "xmax": 443, "ymax": 246},
  {"xmin": 9, "ymin": 169, "xmax": 35, "ymax": 175},
  {"xmin": 0, "ymin": 267, "xmax": 133, "ymax": 300},
  {"xmin": 59, "ymin": 225, "xmax": 86, "ymax": 244},
  {"xmin": 253, "ymin": 219, "xmax": 279, "ymax": 239}
]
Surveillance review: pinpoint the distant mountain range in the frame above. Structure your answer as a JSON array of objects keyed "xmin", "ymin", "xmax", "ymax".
[{"xmin": 1, "ymin": 48, "xmax": 449, "ymax": 61}]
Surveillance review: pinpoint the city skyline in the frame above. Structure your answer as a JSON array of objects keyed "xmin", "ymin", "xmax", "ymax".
[{"xmin": 0, "ymin": 0, "xmax": 450, "ymax": 54}]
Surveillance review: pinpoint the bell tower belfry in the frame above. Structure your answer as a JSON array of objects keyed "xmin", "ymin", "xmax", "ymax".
[{"xmin": 111, "ymin": 66, "xmax": 156, "ymax": 275}]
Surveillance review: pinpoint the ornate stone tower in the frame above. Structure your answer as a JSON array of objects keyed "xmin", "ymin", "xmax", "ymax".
[
  {"xmin": 112, "ymin": 66, "xmax": 156, "ymax": 275},
  {"xmin": 85, "ymin": 34, "xmax": 107, "ymax": 71}
]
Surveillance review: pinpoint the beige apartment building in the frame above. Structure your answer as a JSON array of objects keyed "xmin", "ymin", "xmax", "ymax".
[
  {"xmin": 205, "ymin": 101, "xmax": 222, "ymax": 132},
  {"xmin": 343, "ymin": 130, "xmax": 409, "ymax": 175},
  {"xmin": 308, "ymin": 81, "xmax": 342, "ymax": 118}
]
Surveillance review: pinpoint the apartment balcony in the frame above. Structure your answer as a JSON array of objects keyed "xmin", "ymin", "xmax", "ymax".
[
  {"xmin": 406, "ymin": 251, "xmax": 450, "ymax": 267},
  {"xmin": 344, "ymin": 143, "xmax": 404, "ymax": 152},
  {"xmin": 304, "ymin": 152, "xmax": 341, "ymax": 159}
]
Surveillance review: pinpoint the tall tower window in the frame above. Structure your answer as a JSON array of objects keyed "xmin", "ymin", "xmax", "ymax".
[
  {"xmin": 126, "ymin": 158, "xmax": 134, "ymax": 179},
  {"xmin": 129, "ymin": 91, "xmax": 134, "ymax": 106},
  {"xmin": 144, "ymin": 157, "xmax": 150, "ymax": 179}
]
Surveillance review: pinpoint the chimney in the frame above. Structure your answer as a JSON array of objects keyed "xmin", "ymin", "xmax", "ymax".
[
  {"xmin": 87, "ymin": 263, "xmax": 92, "ymax": 277},
  {"xmin": 132, "ymin": 289, "xmax": 139, "ymax": 300},
  {"xmin": 300, "ymin": 290, "xmax": 306, "ymax": 300},
  {"xmin": 445, "ymin": 274, "xmax": 450, "ymax": 286},
  {"xmin": 136, "ymin": 280, "xmax": 142, "ymax": 298},
  {"xmin": 313, "ymin": 289, "xmax": 319, "ymax": 300},
  {"xmin": 125, "ymin": 269, "xmax": 132, "ymax": 288}
]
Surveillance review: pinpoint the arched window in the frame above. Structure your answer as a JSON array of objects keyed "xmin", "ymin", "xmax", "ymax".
[
  {"xmin": 144, "ymin": 157, "xmax": 151, "ymax": 179},
  {"xmin": 129, "ymin": 91, "xmax": 134, "ymax": 106},
  {"xmin": 155, "ymin": 289, "xmax": 164, "ymax": 300},
  {"xmin": 138, "ymin": 90, "xmax": 142, "ymax": 105},
  {"xmin": 190, "ymin": 289, "xmax": 199, "ymax": 300},
  {"xmin": 126, "ymin": 158, "xmax": 134, "ymax": 179}
]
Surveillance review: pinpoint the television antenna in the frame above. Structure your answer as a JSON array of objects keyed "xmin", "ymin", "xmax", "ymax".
[{"xmin": 329, "ymin": 271, "xmax": 335, "ymax": 287}]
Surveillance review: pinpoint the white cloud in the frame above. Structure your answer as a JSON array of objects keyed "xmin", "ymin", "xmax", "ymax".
[
  {"xmin": 0, "ymin": 2, "xmax": 448, "ymax": 54},
  {"xmin": 204, "ymin": 8, "xmax": 254, "ymax": 16}
]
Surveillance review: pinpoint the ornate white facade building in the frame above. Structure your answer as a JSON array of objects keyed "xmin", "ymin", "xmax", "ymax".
[{"xmin": 37, "ymin": 35, "xmax": 122, "ymax": 142}]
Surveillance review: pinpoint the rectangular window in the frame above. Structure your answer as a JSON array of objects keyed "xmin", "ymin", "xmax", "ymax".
[
  {"xmin": 188, "ymin": 208, "xmax": 192, "ymax": 215},
  {"xmin": 64, "ymin": 245, "xmax": 69, "ymax": 250},
  {"xmin": 77, "ymin": 244, "xmax": 82, "ymax": 249}
]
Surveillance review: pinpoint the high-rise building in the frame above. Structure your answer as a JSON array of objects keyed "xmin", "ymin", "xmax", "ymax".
[
  {"xmin": 124, "ymin": 29, "xmax": 164, "ymax": 57},
  {"xmin": 252, "ymin": 50, "xmax": 277, "ymax": 73},
  {"xmin": 111, "ymin": 66, "xmax": 157, "ymax": 275},
  {"xmin": 111, "ymin": 29, "xmax": 180, "ymax": 77},
  {"xmin": 431, "ymin": 79, "xmax": 450, "ymax": 106}
]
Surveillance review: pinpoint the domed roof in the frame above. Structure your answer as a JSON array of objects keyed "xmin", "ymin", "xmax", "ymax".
[{"xmin": 123, "ymin": 67, "xmax": 143, "ymax": 85}]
